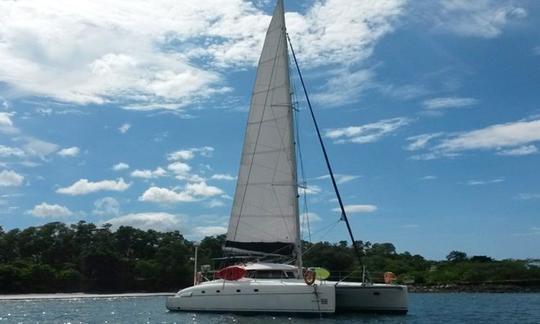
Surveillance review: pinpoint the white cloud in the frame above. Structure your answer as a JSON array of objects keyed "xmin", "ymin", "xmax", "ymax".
[
  {"xmin": 422, "ymin": 97, "xmax": 478, "ymax": 110},
  {"xmin": 0, "ymin": 1, "xmax": 230, "ymax": 108},
  {"xmin": 0, "ymin": 112, "xmax": 14, "ymax": 127},
  {"xmin": 210, "ymin": 173, "xmax": 236, "ymax": 181},
  {"xmin": 104, "ymin": 212, "xmax": 183, "ymax": 232},
  {"xmin": 465, "ymin": 178, "xmax": 504, "ymax": 186},
  {"xmin": 164, "ymin": 147, "xmax": 214, "ymax": 182},
  {"xmin": 409, "ymin": 151, "xmax": 458, "ymax": 161},
  {"xmin": 22, "ymin": 138, "xmax": 59, "ymax": 158},
  {"xmin": 313, "ymin": 174, "xmax": 360, "ymax": 184},
  {"xmin": 512, "ymin": 227, "xmax": 540, "ymax": 237},
  {"xmin": 496, "ymin": 145, "xmax": 538, "ymax": 156},
  {"xmin": 313, "ymin": 68, "xmax": 374, "ymax": 106},
  {"xmin": 0, "ymin": 170, "xmax": 24, "ymax": 186},
  {"xmin": 207, "ymin": 199, "xmax": 225, "ymax": 208},
  {"xmin": 112, "ymin": 162, "xmax": 130, "ymax": 171},
  {"xmin": 409, "ymin": 119, "xmax": 540, "ymax": 159},
  {"xmin": 515, "ymin": 193, "xmax": 540, "ymax": 200},
  {"xmin": 185, "ymin": 182, "xmax": 224, "ymax": 197},
  {"xmin": 405, "ymin": 133, "xmax": 442, "ymax": 151},
  {"xmin": 192, "ymin": 225, "xmax": 227, "ymax": 237},
  {"xmin": 286, "ymin": 0, "xmax": 405, "ymax": 67},
  {"xmin": 167, "ymin": 146, "xmax": 214, "ymax": 161},
  {"xmin": 93, "ymin": 197, "xmax": 120, "ymax": 216},
  {"xmin": 29, "ymin": 202, "xmax": 73, "ymax": 218},
  {"xmin": 421, "ymin": 175, "xmax": 437, "ymax": 180},
  {"xmin": 139, "ymin": 187, "xmax": 196, "ymax": 203},
  {"xmin": 130, "ymin": 167, "xmax": 167, "ymax": 179},
  {"xmin": 333, "ymin": 204, "xmax": 378, "ymax": 214},
  {"xmin": 0, "ymin": 145, "xmax": 26, "ymax": 158},
  {"xmin": 0, "ymin": 114, "xmax": 60, "ymax": 162},
  {"xmin": 433, "ymin": 0, "xmax": 527, "ymax": 38},
  {"xmin": 438, "ymin": 119, "xmax": 540, "ymax": 153},
  {"xmin": 180, "ymin": 174, "xmax": 207, "ymax": 183},
  {"xmin": 57, "ymin": 146, "xmax": 80, "ymax": 157},
  {"xmin": 167, "ymin": 161, "xmax": 191, "ymax": 177},
  {"xmin": 0, "ymin": 0, "xmax": 405, "ymax": 110},
  {"xmin": 57, "ymin": 178, "xmax": 131, "ymax": 195},
  {"xmin": 300, "ymin": 185, "xmax": 322, "ymax": 195},
  {"xmin": 118, "ymin": 123, "xmax": 131, "ymax": 134},
  {"xmin": 325, "ymin": 117, "xmax": 411, "ymax": 144},
  {"xmin": 139, "ymin": 181, "xmax": 224, "ymax": 204},
  {"xmin": 168, "ymin": 150, "xmax": 195, "ymax": 161}
]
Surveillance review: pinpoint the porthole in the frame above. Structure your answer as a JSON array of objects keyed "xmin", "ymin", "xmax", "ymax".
[
  {"xmin": 236, "ymin": 289, "xmax": 241, "ymax": 293},
  {"xmin": 216, "ymin": 290, "xmax": 221, "ymax": 293},
  {"xmin": 254, "ymin": 289, "xmax": 259, "ymax": 292},
  {"xmin": 201, "ymin": 290, "xmax": 205, "ymax": 294},
  {"xmin": 373, "ymin": 292, "xmax": 380, "ymax": 296}
]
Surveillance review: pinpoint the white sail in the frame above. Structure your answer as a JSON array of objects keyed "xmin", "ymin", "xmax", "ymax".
[{"xmin": 225, "ymin": 0, "xmax": 299, "ymax": 256}]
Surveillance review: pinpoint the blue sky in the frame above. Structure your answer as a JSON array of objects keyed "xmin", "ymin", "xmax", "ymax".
[{"xmin": 1, "ymin": 0, "xmax": 539, "ymax": 260}]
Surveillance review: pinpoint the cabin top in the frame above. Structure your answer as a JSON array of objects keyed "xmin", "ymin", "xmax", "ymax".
[{"xmin": 243, "ymin": 262, "xmax": 298, "ymax": 271}]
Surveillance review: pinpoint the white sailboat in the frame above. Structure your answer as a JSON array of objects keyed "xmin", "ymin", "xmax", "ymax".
[{"xmin": 166, "ymin": 0, "xmax": 408, "ymax": 314}]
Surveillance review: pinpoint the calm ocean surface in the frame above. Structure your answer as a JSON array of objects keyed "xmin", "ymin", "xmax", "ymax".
[{"xmin": 1, "ymin": 293, "xmax": 539, "ymax": 323}]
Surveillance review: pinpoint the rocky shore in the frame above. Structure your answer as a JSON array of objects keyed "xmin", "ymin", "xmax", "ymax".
[{"xmin": 409, "ymin": 283, "xmax": 540, "ymax": 293}]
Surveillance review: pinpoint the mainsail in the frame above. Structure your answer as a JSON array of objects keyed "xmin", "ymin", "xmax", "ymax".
[{"xmin": 225, "ymin": 0, "xmax": 299, "ymax": 256}]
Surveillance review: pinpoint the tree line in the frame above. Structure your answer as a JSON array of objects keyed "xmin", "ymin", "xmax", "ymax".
[{"xmin": 0, "ymin": 221, "xmax": 539, "ymax": 293}]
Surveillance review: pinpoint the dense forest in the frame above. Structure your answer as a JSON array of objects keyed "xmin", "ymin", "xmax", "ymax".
[{"xmin": 1, "ymin": 221, "xmax": 539, "ymax": 293}]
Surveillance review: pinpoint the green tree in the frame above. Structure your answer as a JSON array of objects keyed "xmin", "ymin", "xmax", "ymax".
[{"xmin": 447, "ymin": 250, "xmax": 468, "ymax": 262}]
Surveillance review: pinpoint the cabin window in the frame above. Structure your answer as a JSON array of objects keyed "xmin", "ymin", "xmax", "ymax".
[
  {"xmin": 286, "ymin": 271, "xmax": 296, "ymax": 278},
  {"xmin": 216, "ymin": 290, "xmax": 221, "ymax": 293},
  {"xmin": 236, "ymin": 289, "xmax": 241, "ymax": 293},
  {"xmin": 254, "ymin": 289, "xmax": 259, "ymax": 292},
  {"xmin": 201, "ymin": 290, "xmax": 205, "ymax": 294},
  {"xmin": 246, "ymin": 270, "xmax": 286, "ymax": 279}
]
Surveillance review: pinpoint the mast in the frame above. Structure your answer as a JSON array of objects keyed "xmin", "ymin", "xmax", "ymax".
[{"xmin": 280, "ymin": 0, "xmax": 303, "ymax": 276}]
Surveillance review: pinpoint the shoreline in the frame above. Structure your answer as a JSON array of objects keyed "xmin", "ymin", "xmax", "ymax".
[
  {"xmin": 408, "ymin": 284, "xmax": 540, "ymax": 293},
  {"xmin": 2, "ymin": 286, "xmax": 540, "ymax": 300},
  {"xmin": 0, "ymin": 292, "xmax": 174, "ymax": 301}
]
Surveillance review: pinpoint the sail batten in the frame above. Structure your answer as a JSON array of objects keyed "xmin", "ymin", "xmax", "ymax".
[{"xmin": 225, "ymin": 0, "xmax": 299, "ymax": 256}]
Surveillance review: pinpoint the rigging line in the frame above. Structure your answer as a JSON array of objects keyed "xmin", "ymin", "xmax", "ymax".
[
  {"xmin": 301, "ymin": 220, "xmax": 341, "ymax": 257},
  {"xmin": 292, "ymin": 80, "xmax": 312, "ymax": 243},
  {"xmin": 287, "ymin": 33, "xmax": 364, "ymax": 269}
]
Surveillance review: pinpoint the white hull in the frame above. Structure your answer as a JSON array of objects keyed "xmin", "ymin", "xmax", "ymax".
[
  {"xmin": 166, "ymin": 279, "xmax": 408, "ymax": 314},
  {"xmin": 334, "ymin": 282, "xmax": 408, "ymax": 314},
  {"xmin": 166, "ymin": 279, "xmax": 335, "ymax": 313}
]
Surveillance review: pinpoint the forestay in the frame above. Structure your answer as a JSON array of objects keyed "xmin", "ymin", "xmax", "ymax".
[{"xmin": 225, "ymin": 0, "xmax": 299, "ymax": 256}]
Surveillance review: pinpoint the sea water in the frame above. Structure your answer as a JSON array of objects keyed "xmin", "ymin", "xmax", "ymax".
[{"xmin": 0, "ymin": 293, "xmax": 539, "ymax": 323}]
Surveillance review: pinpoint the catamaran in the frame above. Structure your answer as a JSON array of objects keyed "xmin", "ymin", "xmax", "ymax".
[{"xmin": 166, "ymin": 0, "xmax": 408, "ymax": 314}]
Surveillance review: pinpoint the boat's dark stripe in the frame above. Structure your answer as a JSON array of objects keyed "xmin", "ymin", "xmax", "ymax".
[
  {"xmin": 224, "ymin": 241, "xmax": 294, "ymax": 255},
  {"xmin": 336, "ymin": 286, "xmax": 405, "ymax": 290}
]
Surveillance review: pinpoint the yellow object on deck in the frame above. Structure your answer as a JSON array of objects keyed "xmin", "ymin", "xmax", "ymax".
[{"xmin": 313, "ymin": 267, "xmax": 330, "ymax": 280}]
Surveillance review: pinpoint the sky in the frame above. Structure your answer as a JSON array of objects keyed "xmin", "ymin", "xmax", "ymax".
[{"xmin": 1, "ymin": 0, "xmax": 539, "ymax": 260}]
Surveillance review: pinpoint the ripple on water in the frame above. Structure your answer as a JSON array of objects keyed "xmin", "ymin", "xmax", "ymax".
[{"xmin": 0, "ymin": 294, "xmax": 539, "ymax": 323}]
